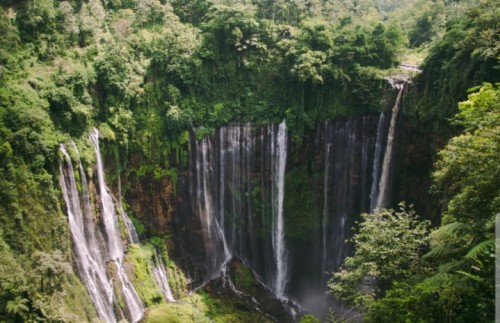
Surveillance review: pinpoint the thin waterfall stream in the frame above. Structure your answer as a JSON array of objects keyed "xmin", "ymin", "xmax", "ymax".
[
  {"xmin": 321, "ymin": 122, "xmax": 331, "ymax": 281},
  {"xmin": 89, "ymin": 129, "xmax": 144, "ymax": 322},
  {"xmin": 370, "ymin": 112, "xmax": 387, "ymax": 211},
  {"xmin": 152, "ymin": 250, "xmax": 176, "ymax": 302},
  {"xmin": 376, "ymin": 84, "xmax": 404, "ymax": 209},
  {"xmin": 272, "ymin": 120, "xmax": 288, "ymax": 298},
  {"xmin": 118, "ymin": 174, "xmax": 140, "ymax": 244}
]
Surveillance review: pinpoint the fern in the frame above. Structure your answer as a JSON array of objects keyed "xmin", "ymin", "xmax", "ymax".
[
  {"xmin": 456, "ymin": 270, "xmax": 483, "ymax": 282},
  {"xmin": 465, "ymin": 239, "xmax": 494, "ymax": 260},
  {"xmin": 430, "ymin": 222, "xmax": 466, "ymax": 236},
  {"xmin": 424, "ymin": 244, "xmax": 452, "ymax": 259}
]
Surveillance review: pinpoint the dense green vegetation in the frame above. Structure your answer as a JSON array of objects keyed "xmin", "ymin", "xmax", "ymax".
[
  {"xmin": 0, "ymin": 0, "xmax": 497, "ymax": 321},
  {"xmin": 331, "ymin": 83, "xmax": 499, "ymax": 322},
  {"xmin": 406, "ymin": 0, "xmax": 498, "ymax": 131}
]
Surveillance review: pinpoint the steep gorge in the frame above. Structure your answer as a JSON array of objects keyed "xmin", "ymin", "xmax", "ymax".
[
  {"xmin": 56, "ymin": 77, "xmax": 406, "ymax": 322},
  {"xmin": 1, "ymin": 1, "xmax": 497, "ymax": 321},
  {"xmin": 100, "ymin": 80, "xmax": 409, "ymax": 319}
]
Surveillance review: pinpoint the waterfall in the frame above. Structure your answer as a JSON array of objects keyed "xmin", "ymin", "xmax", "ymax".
[
  {"xmin": 89, "ymin": 129, "xmax": 124, "ymax": 260},
  {"xmin": 219, "ymin": 123, "xmax": 255, "ymax": 259},
  {"xmin": 321, "ymin": 122, "xmax": 331, "ymax": 280},
  {"xmin": 195, "ymin": 136, "xmax": 231, "ymax": 278},
  {"xmin": 175, "ymin": 111, "xmax": 403, "ymax": 312},
  {"xmin": 375, "ymin": 85, "xmax": 404, "ymax": 209},
  {"xmin": 114, "ymin": 259, "xmax": 144, "ymax": 322},
  {"xmin": 189, "ymin": 121, "xmax": 289, "ymax": 298},
  {"xmin": 152, "ymin": 251, "xmax": 175, "ymax": 302},
  {"xmin": 119, "ymin": 202, "xmax": 140, "ymax": 245},
  {"xmin": 272, "ymin": 120, "xmax": 288, "ymax": 298},
  {"xmin": 118, "ymin": 175, "xmax": 140, "ymax": 244},
  {"xmin": 59, "ymin": 145, "xmax": 116, "ymax": 323},
  {"xmin": 369, "ymin": 113, "xmax": 387, "ymax": 210},
  {"xmin": 89, "ymin": 129, "xmax": 144, "ymax": 323}
]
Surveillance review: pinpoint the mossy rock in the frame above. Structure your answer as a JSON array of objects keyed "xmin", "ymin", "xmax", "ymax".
[{"xmin": 126, "ymin": 244, "xmax": 164, "ymax": 306}]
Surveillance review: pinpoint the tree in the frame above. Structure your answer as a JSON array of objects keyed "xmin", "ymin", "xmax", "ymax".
[
  {"xmin": 32, "ymin": 250, "xmax": 72, "ymax": 293},
  {"xmin": 329, "ymin": 204, "xmax": 430, "ymax": 309},
  {"xmin": 432, "ymin": 83, "xmax": 499, "ymax": 259},
  {"xmin": 367, "ymin": 83, "xmax": 498, "ymax": 322},
  {"xmin": 0, "ymin": 7, "xmax": 19, "ymax": 63}
]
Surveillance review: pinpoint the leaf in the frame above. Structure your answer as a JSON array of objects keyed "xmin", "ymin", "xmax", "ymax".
[
  {"xmin": 430, "ymin": 222, "xmax": 466, "ymax": 236},
  {"xmin": 455, "ymin": 270, "xmax": 483, "ymax": 282},
  {"xmin": 465, "ymin": 239, "xmax": 495, "ymax": 260}
]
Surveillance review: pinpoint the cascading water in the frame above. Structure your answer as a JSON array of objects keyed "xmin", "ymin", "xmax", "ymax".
[
  {"xmin": 61, "ymin": 109, "xmax": 401, "ymax": 322},
  {"xmin": 89, "ymin": 130, "xmax": 124, "ymax": 260},
  {"xmin": 375, "ymin": 84, "xmax": 404, "ymax": 209},
  {"xmin": 181, "ymin": 107, "xmax": 401, "ymax": 311},
  {"xmin": 186, "ymin": 121, "xmax": 289, "ymax": 297},
  {"xmin": 272, "ymin": 120, "xmax": 288, "ymax": 298},
  {"xmin": 370, "ymin": 112, "xmax": 387, "ymax": 211},
  {"xmin": 118, "ymin": 175, "xmax": 140, "ymax": 244},
  {"xmin": 114, "ymin": 258, "xmax": 144, "ymax": 322},
  {"xmin": 194, "ymin": 136, "xmax": 231, "ymax": 279},
  {"xmin": 152, "ymin": 250, "xmax": 175, "ymax": 302},
  {"xmin": 89, "ymin": 129, "xmax": 144, "ymax": 322},
  {"xmin": 59, "ymin": 145, "xmax": 116, "ymax": 323}
]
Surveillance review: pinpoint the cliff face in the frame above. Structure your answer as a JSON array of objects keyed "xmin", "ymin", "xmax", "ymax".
[
  {"xmin": 393, "ymin": 118, "xmax": 445, "ymax": 225},
  {"xmin": 126, "ymin": 171, "xmax": 176, "ymax": 235},
  {"xmin": 122, "ymin": 119, "xmax": 399, "ymax": 305},
  {"xmin": 113, "ymin": 80, "xmax": 431, "ymax": 316}
]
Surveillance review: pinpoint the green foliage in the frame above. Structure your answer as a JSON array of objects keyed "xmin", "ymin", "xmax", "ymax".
[
  {"xmin": 365, "ymin": 83, "xmax": 498, "ymax": 322},
  {"xmin": 5, "ymin": 296, "xmax": 29, "ymax": 320},
  {"xmin": 0, "ymin": 231, "xmax": 95, "ymax": 322},
  {"xmin": 329, "ymin": 204, "xmax": 430, "ymax": 309},
  {"xmin": 146, "ymin": 291, "xmax": 271, "ymax": 323},
  {"xmin": 433, "ymin": 83, "xmax": 499, "ymax": 230},
  {"xmin": 198, "ymin": 290, "xmax": 273, "ymax": 323},
  {"xmin": 284, "ymin": 168, "xmax": 321, "ymax": 240},
  {"xmin": 0, "ymin": 7, "xmax": 19, "ymax": 63},
  {"xmin": 232, "ymin": 260, "xmax": 258, "ymax": 296},
  {"xmin": 407, "ymin": 1, "xmax": 499, "ymax": 129},
  {"xmin": 146, "ymin": 294, "xmax": 210, "ymax": 323},
  {"xmin": 126, "ymin": 244, "xmax": 164, "ymax": 306},
  {"xmin": 31, "ymin": 250, "xmax": 72, "ymax": 293},
  {"xmin": 300, "ymin": 313, "xmax": 321, "ymax": 323},
  {"xmin": 0, "ymin": 0, "xmax": 495, "ymax": 320}
]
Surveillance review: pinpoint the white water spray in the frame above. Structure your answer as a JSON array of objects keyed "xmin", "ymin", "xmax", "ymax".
[{"xmin": 196, "ymin": 136, "xmax": 231, "ymax": 277}]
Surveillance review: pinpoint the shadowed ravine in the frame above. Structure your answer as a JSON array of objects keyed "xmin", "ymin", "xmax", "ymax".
[
  {"xmin": 59, "ymin": 82, "xmax": 406, "ymax": 321},
  {"xmin": 172, "ymin": 82, "xmax": 405, "ymax": 316}
]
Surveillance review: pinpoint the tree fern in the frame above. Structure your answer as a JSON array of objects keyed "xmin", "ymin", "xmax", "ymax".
[{"xmin": 465, "ymin": 239, "xmax": 494, "ymax": 260}]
